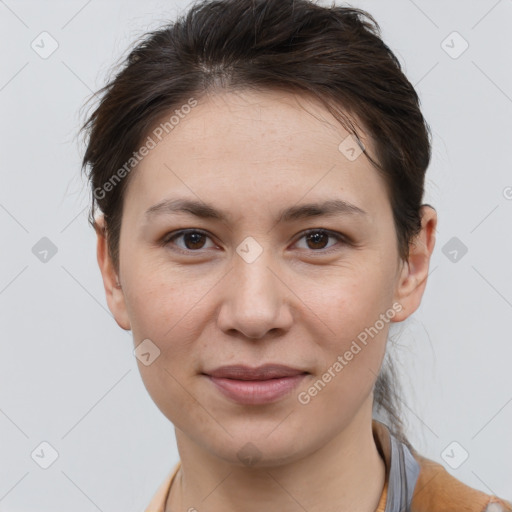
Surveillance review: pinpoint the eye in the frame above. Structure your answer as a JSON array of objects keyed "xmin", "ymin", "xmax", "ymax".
[
  {"xmin": 161, "ymin": 228, "xmax": 349, "ymax": 255},
  {"xmin": 293, "ymin": 229, "xmax": 347, "ymax": 252},
  {"xmin": 163, "ymin": 229, "xmax": 217, "ymax": 252}
]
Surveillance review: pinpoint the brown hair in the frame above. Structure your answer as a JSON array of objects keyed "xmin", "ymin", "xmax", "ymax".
[{"xmin": 80, "ymin": 0, "xmax": 432, "ymax": 452}]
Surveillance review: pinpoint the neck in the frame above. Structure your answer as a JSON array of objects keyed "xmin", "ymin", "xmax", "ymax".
[{"xmin": 167, "ymin": 401, "xmax": 386, "ymax": 512}]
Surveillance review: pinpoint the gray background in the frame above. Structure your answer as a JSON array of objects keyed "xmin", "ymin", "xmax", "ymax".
[{"xmin": 1, "ymin": 0, "xmax": 511, "ymax": 510}]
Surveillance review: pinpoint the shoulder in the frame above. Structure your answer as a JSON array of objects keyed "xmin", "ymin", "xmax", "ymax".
[{"xmin": 410, "ymin": 450, "xmax": 512, "ymax": 512}]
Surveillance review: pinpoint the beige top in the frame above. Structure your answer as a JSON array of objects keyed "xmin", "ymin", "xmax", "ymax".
[
  {"xmin": 143, "ymin": 419, "xmax": 512, "ymax": 512},
  {"xmin": 144, "ymin": 460, "xmax": 388, "ymax": 511}
]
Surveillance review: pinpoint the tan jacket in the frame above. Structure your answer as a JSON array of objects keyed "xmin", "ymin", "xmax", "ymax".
[{"xmin": 145, "ymin": 420, "xmax": 512, "ymax": 512}]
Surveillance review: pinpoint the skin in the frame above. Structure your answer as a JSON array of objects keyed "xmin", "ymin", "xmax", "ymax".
[{"xmin": 96, "ymin": 88, "xmax": 437, "ymax": 512}]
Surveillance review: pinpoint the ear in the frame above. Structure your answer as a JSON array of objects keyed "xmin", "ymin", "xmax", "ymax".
[
  {"xmin": 95, "ymin": 215, "xmax": 131, "ymax": 330},
  {"xmin": 391, "ymin": 205, "xmax": 437, "ymax": 322}
]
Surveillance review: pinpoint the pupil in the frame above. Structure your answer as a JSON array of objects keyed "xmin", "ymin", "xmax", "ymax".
[
  {"xmin": 307, "ymin": 232, "xmax": 327, "ymax": 249},
  {"xmin": 185, "ymin": 232, "xmax": 205, "ymax": 249}
]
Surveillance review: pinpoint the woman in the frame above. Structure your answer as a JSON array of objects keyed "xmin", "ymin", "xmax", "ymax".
[{"xmin": 80, "ymin": 0, "xmax": 511, "ymax": 510}]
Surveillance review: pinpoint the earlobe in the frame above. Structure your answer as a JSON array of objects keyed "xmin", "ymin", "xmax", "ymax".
[
  {"xmin": 391, "ymin": 205, "xmax": 437, "ymax": 323},
  {"xmin": 95, "ymin": 215, "xmax": 131, "ymax": 331}
]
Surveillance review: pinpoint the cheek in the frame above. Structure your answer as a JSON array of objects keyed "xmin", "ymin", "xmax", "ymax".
[
  {"xmin": 137, "ymin": 359, "xmax": 208, "ymax": 437},
  {"xmin": 293, "ymin": 259, "xmax": 394, "ymax": 402},
  {"xmin": 123, "ymin": 268, "xmax": 208, "ymax": 427},
  {"xmin": 295, "ymin": 283, "xmax": 391, "ymax": 419},
  {"xmin": 297, "ymin": 263, "xmax": 393, "ymax": 343},
  {"xmin": 121, "ymin": 254, "xmax": 206, "ymax": 339}
]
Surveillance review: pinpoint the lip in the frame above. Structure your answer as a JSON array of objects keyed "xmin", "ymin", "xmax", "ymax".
[{"xmin": 204, "ymin": 364, "xmax": 308, "ymax": 405}]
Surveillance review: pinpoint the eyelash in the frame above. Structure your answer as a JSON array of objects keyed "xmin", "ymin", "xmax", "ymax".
[{"xmin": 161, "ymin": 228, "xmax": 350, "ymax": 255}]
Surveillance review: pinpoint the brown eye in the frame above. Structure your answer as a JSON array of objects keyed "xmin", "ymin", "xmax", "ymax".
[
  {"xmin": 305, "ymin": 231, "xmax": 329, "ymax": 250},
  {"xmin": 182, "ymin": 232, "xmax": 207, "ymax": 249},
  {"xmin": 164, "ymin": 229, "xmax": 216, "ymax": 252},
  {"xmin": 294, "ymin": 229, "xmax": 346, "ymax": 252}
]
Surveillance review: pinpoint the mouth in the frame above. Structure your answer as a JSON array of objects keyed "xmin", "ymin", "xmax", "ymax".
[{"xmin": 203, "ymin": 364, "xmax": 309, "ymax": 405}]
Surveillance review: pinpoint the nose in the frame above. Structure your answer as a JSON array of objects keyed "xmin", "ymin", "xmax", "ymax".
[{"xmin": 216, "ymin": 247, "xmax": 294, "ymax": 340}]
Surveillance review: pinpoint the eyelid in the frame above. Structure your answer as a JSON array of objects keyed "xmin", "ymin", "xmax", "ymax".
[
  {"xmin": 162, "ymin": 228, "xmax": 219, "ymax": 253},
  {"xmin": 291, "ymin": 228, "xmax": 350, "ymax": 252},
  {"xmin": 161, "ymin": 227, "xmax": 350, "ymax": 254}
]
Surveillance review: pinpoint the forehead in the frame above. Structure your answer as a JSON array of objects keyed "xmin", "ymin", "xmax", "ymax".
[
  {"xmin": 157, "ymin": 88, "xmax": 365, "ymax": 155},
  {"xmin": 124, "ymin": 88, "xmax": 388, "ymax": 217}
]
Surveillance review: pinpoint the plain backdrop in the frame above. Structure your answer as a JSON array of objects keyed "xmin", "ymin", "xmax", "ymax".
[{"xmin": 1, "ymin": 0, "xmax": 511, "ymax": 510}]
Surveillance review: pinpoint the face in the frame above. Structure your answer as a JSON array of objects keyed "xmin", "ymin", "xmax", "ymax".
[{"xmin": 98, "ymin": 88, "xmax": 436, "ymax": 467}]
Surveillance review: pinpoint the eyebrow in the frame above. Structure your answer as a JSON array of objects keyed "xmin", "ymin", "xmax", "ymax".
[{"xmin": 144, "ymin": 198, "xmax": 368, "ymax": 223}]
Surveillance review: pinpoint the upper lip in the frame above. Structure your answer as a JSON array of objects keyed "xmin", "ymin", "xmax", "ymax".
[{"xmin": 205, "ymin": 364, "xmax": 308, "ymax": 380}]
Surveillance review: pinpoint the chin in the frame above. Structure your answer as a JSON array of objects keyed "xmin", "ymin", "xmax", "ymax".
[{"xmin": 199, "ymin": 426, "xmax": 313, "ymax": 469}]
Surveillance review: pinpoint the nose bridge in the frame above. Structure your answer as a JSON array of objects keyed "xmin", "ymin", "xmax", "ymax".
[
  {"xmin": 217, "ymin": 238, "xmax": 292, "ymax": 338},
  {"xmin": 236, "ymin": 248, "xmax": 277, "ymax": 304}
]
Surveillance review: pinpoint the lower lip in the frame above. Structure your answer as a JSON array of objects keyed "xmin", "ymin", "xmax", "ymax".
[{"xmin": 207, "ymin": 374, "xmax": 308, "ymax": 405}]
